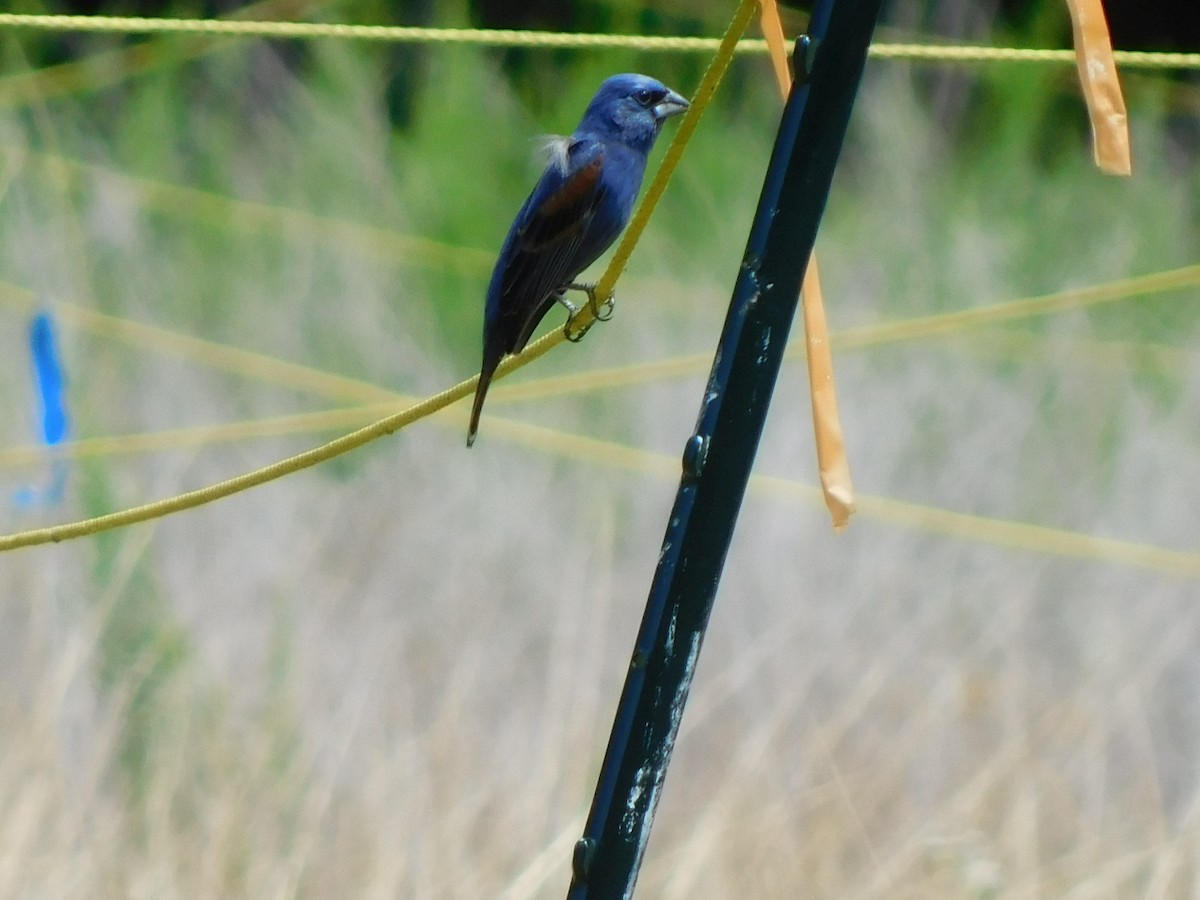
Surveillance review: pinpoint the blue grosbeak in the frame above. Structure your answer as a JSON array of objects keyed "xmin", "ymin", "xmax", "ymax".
[{"xmin": 467, "ymin": 73, "xmax": 689, "ymax": 446}]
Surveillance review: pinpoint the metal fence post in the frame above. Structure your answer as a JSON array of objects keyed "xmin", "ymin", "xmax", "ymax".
[{"xmin": 565, "ymin": 1, "xmax": 884, "ymax": 896}]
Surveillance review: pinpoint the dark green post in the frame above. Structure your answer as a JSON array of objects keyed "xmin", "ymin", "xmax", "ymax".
[{"xmin": 565, "ymin": 1, "xmax": 883, "ymax": 896}]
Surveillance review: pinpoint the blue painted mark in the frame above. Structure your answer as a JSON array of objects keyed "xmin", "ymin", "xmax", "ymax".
[
  {"xmin": 30, "ymin": 312, "xmax": 69, "ymax": 445},
  {"xmin": 13, "ymin": 311, "xmax": 70, "ymax": 509}
]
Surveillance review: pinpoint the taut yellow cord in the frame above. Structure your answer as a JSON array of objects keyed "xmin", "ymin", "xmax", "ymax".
[{"xmin": 0, "ymin": 0, "xmax": 760, "ymax": 552}]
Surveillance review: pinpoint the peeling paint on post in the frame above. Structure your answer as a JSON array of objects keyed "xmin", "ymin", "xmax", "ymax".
[{"xmin": 565, "ymin": 1, "xmax": 884, "ymax": 897}]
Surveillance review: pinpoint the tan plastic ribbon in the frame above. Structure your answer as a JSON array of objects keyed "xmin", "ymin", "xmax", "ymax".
[
  {"xmin": 1065, "ymin": 0, "xmax": 1132, "ymax": 175},
  {"xmin": 758, "ymin": 0, "xmax": 856, "ymax": 529}
]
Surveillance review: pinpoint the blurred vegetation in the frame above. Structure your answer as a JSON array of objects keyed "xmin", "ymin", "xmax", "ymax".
[{"xmin": 0, "ymin": 1, "xmax": 1198, "ymax": 895}]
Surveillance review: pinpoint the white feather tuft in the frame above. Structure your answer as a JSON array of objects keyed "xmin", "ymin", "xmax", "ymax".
[{"xmin": 537, "ymin": 134, "xmax": 572, "ymax": 175}]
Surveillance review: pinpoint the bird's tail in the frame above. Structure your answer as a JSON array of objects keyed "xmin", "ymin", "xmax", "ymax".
[{"xmin": 466, "ymin": 345, "xmax": 503, "ymax": 448}]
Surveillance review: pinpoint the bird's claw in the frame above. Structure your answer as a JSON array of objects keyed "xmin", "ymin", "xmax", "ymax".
[
  {"xmin": 568, "ymin": 282, "xmax": 615, "ymax": 321},
  {"xmin": 593, "ymin": 293, "xmax": 615, "ymax": 321},
  {"xmin": 575, "ymin": 283, "xmax": 615, "ymax": 322},
  {"xmin": 562, "ymin": 282, "xmax": 615, "ymax": 342},
  {"xmin": 563, "ymin": 315, "xmax": 593, "ymax": 343},
  {"xmin": 555, "ymin": 294, "xmax": 590, "ymax": 342}
]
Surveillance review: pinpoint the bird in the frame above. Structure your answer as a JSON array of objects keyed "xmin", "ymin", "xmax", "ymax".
[{"xmin": 466, "ymin": 73, "xmax": 689, "ymax": 447}]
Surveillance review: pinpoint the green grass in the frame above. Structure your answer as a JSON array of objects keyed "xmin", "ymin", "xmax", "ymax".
[{"xmin": 0, "ymin": 11, "xmax": 1198, "ymax": 898}]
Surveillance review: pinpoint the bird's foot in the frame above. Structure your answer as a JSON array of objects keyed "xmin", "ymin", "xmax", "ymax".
[
  {"xmin": 560, "ymin": 283, "xmax": 614, "ymax": 343},
  {"xmin": 569, "ymin": 282, "xmax": 615, "ymax": 322},
  {"xmin": 555, "ymin": 294, "xmax": 591, "ymax": 343}
]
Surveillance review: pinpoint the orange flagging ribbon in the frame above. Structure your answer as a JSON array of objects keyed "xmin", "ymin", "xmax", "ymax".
[
  {"xmin": 758, "ymin": 0, "xmax": 856, "ymax": 530},
  {"xmin": 1065, "ymin": 0, "xmax": 1132, "ymax": 175}
]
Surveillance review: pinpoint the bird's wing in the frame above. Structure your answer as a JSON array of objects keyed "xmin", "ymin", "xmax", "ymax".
[{"xmin": 496, "ymin": 138, "xmax": 608, "ymax": 353}]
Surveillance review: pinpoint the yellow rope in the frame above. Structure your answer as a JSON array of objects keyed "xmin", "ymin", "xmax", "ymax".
[
  {"xmin": 431, "ymin": 415, "xmax": 1200, "ymax": 579},
  {"xmin": 831, "ymin": 264, "xmax": 1200, "ymax": 349},
  {"xmin": 870, "ymin": 45, "xmax": 1200, "ymax": 68},
  {"xmin": 591, "ymin": 0, "xmax": 758, "ymax": 306},
  {"xmin": 8, "ymin": 397, "xmax": 1195, "ymax": 577},
  {"xmin": 0, "ymin": 3, "xmax": 1191, "ymax": 555},
  {"xmin": 0, "ymin": 0, "xmax": 334, "ymax": 109},
  {"xmin": 489, "ymin": 263, "xmax": 1200, "ymax": 403},
  {"xmin": 19, "ymin": 150, "xmax": 493, "ymax": 275},
  {"xmin": 5, "ymin": 256, "xmax": 1192, "ymax": 426},
  {"xmin": 760, "ymin": 479, "xmax": 1200, "ymax": 578},
  {"xmin": 407, "ymin": 0, "xmax": 759, "ymax": 392},
  {"xmin": 1, "ymin": 14, "xmax": 735, "ymax": 49},
  {"xmin": 0, "ymin": 405, "xmax": 398, "ymax": 468},
  {"xmin": 0, "ymin": 281, "xmax": 401, "ymax": 404},
  {"xmin": 0, "ymin": 0, "xmax": 757, "ymax": 553},
  {"xmin": 3, "ymin": 276, "xmax": 1195, "ymax": 575},
  {"xmin": 28, "ymin": 151, "xmax": 494, "ymax": 274},
  {"xmin": 2, "ymin": 261, "xmax": 1191, "ymax": 469},
  {"xmin": 1, "ymin": 331, "xmax": 1184, "ymax": 473},
  {"xmin": 0, "ymin": 385, "xmax": 468, "ymax": 552},
  {"xmin": 0, "ymin": 14, "xmax": 1196, "ymax": 68}
]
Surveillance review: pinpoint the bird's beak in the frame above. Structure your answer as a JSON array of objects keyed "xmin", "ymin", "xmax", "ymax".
[{"xmin": 653, "ymin": 88, "xmax": 690, "ymax": 120}]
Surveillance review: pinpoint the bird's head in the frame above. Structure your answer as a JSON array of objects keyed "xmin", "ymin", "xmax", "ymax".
[{"xmin": 578, "ymin": 74, "xmax": 690, "ymax": 152}]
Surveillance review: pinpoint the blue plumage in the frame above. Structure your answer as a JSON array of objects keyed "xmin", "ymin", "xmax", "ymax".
[{"xmin": 467, "ymin": 73, "xmax": 689, "ymax": 446}]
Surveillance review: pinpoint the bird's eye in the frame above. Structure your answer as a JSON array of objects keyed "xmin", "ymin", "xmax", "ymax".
[{"xmin": 634, "ymin": 89, "xmax": 657, "ymax": 106}]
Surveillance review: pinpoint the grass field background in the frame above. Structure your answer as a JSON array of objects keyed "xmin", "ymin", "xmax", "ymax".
[{"xmin": 0, "ymin": 6, "xmax": 1198, "ymax": 897}]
